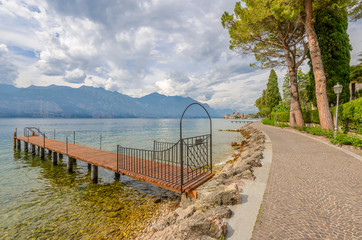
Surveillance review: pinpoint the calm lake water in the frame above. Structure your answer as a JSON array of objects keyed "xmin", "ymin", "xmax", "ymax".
[{"xmin": 0, "ymin": 118, "xmax": 244, "ymax": 239}]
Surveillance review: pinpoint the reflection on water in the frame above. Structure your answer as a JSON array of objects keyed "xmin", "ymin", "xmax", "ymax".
[
  {"xmin": 0, "ymin": 118, "xmax": 244, "ymax": 239},
  {"xmin": 1, "ymin": 150, "xmax": 174, "ymax": 239}
]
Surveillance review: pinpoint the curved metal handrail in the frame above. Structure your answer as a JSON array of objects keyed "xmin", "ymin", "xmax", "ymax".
[
  {"xmin": 179, "ymin": 103, "xmax": 213, "ymax": 193},
  {"xmin": 179, "ymin": 102, "xmax": 212, "ymax": 140}
]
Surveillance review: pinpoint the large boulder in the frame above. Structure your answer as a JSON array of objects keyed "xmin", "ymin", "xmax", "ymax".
[
  {"xmin": 176, "ymin": 206, "xmax": 232, "ymax": 239},
  {"xmin": 199, "ymin": 183, "xmax": 241, "ymax": 206}
]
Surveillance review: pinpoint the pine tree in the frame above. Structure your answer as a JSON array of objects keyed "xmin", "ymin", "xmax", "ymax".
[{"xmin": 221, "ymin": 1, "xmax": 306, "ymax": 126}]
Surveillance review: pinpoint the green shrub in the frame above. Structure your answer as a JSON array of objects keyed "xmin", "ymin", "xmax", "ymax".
[
  {"xmin": 294, "ymin": 126, "xmax": 361, "ymax": 148},
  {"xmin": 262, "ymin": 118, "xmax": 275, "ymax": 126},
  {"xmin": 340, "ymin": 97, "xmax": 362, "ymax": 134},
  {"xmin": 277, "ymin": 123, "xmax": 289, "ymax": 128},
  {"xmin": 270, "ymin": 109, "xmax": 320, "ymax": 124},
  {"xmin": 294, "ymin": 126, "xmax": 307, "ymax": 131},
  {"xmin": 262, "ymin": 118, "xmax": 289, "ymax": 127},
  {"xmin": 309, "ymin": 109, "xmax": 320, "ymax": 124},
  {"xmin": 269, "ymin": 112, "xmax": 289, "ymax": 122},
  {"xmin": 269, "ymin": 98, "xmax": 360, "ymax": 133},
  {"xmin": 330, "ymin": 133, "xmax": 362, "ymax": 148},
  {"xmin": 305, "ymin": 126, "xmax": 333, "ymax": 138}
]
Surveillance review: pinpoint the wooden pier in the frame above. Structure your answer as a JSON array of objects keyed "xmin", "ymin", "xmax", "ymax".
[
  {"xmin": 230, "ymin": 120, "xmax": 257, "ymax": 123},
  {"xmin": 15, "ymin": 134, "xmax": 213, "ymax": 198},
  {"xmin": 13, "ymin": 103, "xmax": 215, "ymax": 198}
]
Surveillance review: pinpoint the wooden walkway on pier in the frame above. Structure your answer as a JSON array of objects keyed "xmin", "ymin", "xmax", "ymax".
[
  {"xmin": 16, "ymin": 136, "xmax": 213, "ymax": 196},
  {"xmin": 231, "ymin": 120, "xmax": 256, "ymax": 123}
]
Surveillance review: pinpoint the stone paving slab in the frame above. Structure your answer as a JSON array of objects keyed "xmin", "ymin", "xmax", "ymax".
[{"xmin": 251, "ymin": 123, "xmax": 362, "ymax": 240}]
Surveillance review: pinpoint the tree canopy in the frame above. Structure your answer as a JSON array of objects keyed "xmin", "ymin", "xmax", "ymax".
[{"xmin": 221, "ymin": 1, "xmax": 307, "ymax": 69}]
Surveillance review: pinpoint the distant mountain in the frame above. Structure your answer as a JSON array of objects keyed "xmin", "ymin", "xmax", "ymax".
[{"xmin": 0, "ymin": 84, "xmax": 230, "ymax": 118}]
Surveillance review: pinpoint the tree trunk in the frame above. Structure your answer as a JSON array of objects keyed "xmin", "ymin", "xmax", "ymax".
[
  {"xmin": 284, "ymin": 49, "xmax": 305, "ymax": 127},
  {"xmin": 288, "ymin": 67, "xmax": 305, "ymax": 127},
  {"xmin": 304, "ymin": 0, "xmax": 334, "ymax": 130}
]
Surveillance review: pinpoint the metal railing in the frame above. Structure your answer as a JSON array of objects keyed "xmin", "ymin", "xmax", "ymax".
[
  {"xmin": 116, "ymin": 103, "xmax": 213, "ymax": 193},
  {"xmin": 117, "ymin": 140, "xmax": 182, "ymax": 185},
  {"xmin": 24, "ymin": 127, "xmax": 45, "ymax": 137},
  {"xmin": 116, "ymin": 134, "xmax": 211, "ymax": 191},
  {"xmin": 24, "ymin": 127, "xmax": 47, "ymax": 147}
]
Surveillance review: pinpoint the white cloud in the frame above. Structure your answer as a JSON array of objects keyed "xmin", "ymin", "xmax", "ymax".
[
  {"xmin": 0, "ymin": 43, "xmax": 18, "ymax": 84},
  {"xmin": 64, "ymin": 68, "xmax": 86, "ymax": 83},
  {"xmin": 0, "ymin": 44, "xmax": 8, "ymax": 53},
  {"xmin": 0, "ymin": 0, "xmax": 361, "ymax": 111}
]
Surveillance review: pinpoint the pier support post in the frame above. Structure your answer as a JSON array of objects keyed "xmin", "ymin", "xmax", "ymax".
[
  {"xmin": 52, "ymin": 151, "xmax": 58, "ymax": 165},
  {"xmin": 13, "ymin": 132, "xmax": 17, "ymax": 149},
  {"xmin": 88, "ymin": 163, "xmax": 91, "ymax": 171},
  {"xmin": 48, "ymin": 150, "xmax": 52, "ymax": 155},
  {"xmin": 24, "ymin": 142, "xmax": 28, "ymax": 152},
  {"xmin": 31, "ymin": 144, "xmax": 36, "ymax": 155},
  {"xmin": 115, "ymin": 172, "xmax": 120, "ymax": 181},
  {"xmin": 40, "ymin": 148, "xmax": 45, "ymax": 159},
  {"xmin": 67, "ymin": 157, "xmax": 73, "ymax": 172},
  {"xmin": 17, "ymin": 139, "xmax": 21, "ymax": 149},
  {"xmin": 91, "ymin": 165, "xmax": 98, "ymax": 183}
]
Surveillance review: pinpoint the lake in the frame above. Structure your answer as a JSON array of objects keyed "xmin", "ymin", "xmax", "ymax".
[{"xmin": 0, "ymin": 118, "xmax": 245, "ymax": 239}]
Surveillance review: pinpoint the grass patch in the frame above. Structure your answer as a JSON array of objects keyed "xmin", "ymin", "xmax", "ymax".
[
  {"xmin": 262, "ymin": 118, "xmax": 289, "ymax": 128},
  {"xmin": 293, "ymin": 126, "xmax": 361, "ymax": 149},
  {"xmin": 262, "ymin": 120, "xmax": 362, "ymax": 149}
]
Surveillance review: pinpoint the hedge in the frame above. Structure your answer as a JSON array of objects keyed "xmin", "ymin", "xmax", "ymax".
[
  {"xmin": 268, "ymin": 97, "xmax": 361, "ymax": 133},
  {"xmin": 269, "ymin": 109, "xmax": 320, "ymax": 124}
]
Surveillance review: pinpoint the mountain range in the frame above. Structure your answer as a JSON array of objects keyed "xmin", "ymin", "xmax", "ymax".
[{"xmin": 0, "ymin": 84, "xmax": 230, "ymax": 118}]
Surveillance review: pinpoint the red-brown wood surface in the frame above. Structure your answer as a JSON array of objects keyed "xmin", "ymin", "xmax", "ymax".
[{"xmin": 17, "ymin": 136, "xmax": 213, "ymax": 194}]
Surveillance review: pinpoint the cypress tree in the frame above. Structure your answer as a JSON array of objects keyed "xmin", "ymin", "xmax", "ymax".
[{"xmin": 265, "ymin": 69, "xmax": 281, "ymax": 112}]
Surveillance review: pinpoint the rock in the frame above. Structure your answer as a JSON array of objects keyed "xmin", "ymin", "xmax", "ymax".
[
  {"xmin": 176, "ymin": 206, "xmax": 231, "ymax": 239},
  {"xmin": 233, "ymin": 169, "xmax": 255, "ymax": 180},
  {"xmin": 240, "ymin": 150, "xmax": 251, "ymax": 159},
  {"xmin": 200, "ymin": 183, "xmax": 241, "ymax": 206},
  {"xmin": 180, "ymin": 194, "xmax": 196, "ymax": 208},
  {"xmin": 176, "ymin": 206, "xmax": 195, "ymax": 222},
  {"xmin": 151, "ymin": 211, "xmax": 179, "ymax": 232},
  {"xmin": 233, "ymin": 164, "xmax": 251, "ymax": 175},
  {"xmin": 215, "ymin": 172, "xmax": 227, "ymax": 180},
  {"xmin": 247, "ymin": 158, "xmax": 262, "ymax": 167},
  {"xmin": 204, "ymin": 205, "xmax": 233, "ymax": 219}
]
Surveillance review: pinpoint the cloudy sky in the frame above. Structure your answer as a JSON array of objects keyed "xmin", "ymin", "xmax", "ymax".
[{"xmin": 0, "ymin": 0, "xmax": 361, "ymax": 112}]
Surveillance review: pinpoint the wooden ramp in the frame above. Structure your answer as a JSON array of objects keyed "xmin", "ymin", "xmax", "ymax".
[{"xmin": 16, "ymin": 136, "xmax": 213, "ymax": 195}]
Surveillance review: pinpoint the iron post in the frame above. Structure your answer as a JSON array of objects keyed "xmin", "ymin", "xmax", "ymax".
[
  {"xmin": 117, "ymin": 145, "xmax": 119, "ymax": 171},
  {"xmin": 275, "ymin": 106, "xmax": 278, "ymax": 126},
  {"xmin": 333, "ymin": 82, "xmax": 343, "ymax": 139}
]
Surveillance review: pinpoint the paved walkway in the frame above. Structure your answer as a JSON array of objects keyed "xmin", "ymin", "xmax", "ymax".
[{"xmin": 251, "ymin": 122, "xmax": 362, "ymax": 240}]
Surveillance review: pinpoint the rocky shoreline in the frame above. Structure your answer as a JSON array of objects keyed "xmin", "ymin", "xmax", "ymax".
[{"xmin": 137, "ymin": 124, "xmax": 266, "ymax": 240}]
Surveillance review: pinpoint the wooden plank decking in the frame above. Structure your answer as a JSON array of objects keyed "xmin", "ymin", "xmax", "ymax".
[{"xmin": 17, "ymin": 136, "xmax": 213, "ymax": 195}]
